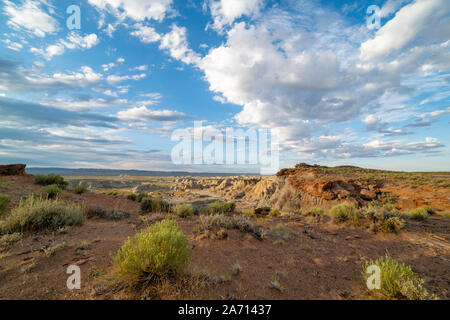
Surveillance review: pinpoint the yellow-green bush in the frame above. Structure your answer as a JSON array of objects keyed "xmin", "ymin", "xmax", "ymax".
[
  {"xmin": 113, "ymin": 217, "xmax": 191, "ymax": 282},
  {"xmin": 407, "ymin": 207, "xmax": 429, "ymax": 221},
  {"xmin": 206, "ymin": 201, "xmax": 236, "ymax": 214},
  {"xmin": 43, "ymin": 184, "xmax": 62, "ymax": 199},
  {"xmin": 141, "ymin": 198, "xmax": 170, "ymax": 213},
  {"xmin": 329, "ymin": 203, "xmax": 361, "ymax": 225},
  {"xmin": 363, "ymin": 255, "xmax": 436, "ymax": 300},
  {"xmin": 0, "ymin": 194, "xmax": 9, "ymax": 216},
  {"xmin": 73, "ymin": 186, "xmax": 87, "ymax": 195},
  {"xmin": 34, "ymin": 174, "xmax": 68, "ymax": 189},
  {"xmin": 0, "ymin": 197, "xmax": 85, "ymax": 234},
  {"xmin": 174, "ymin": 203, "xmax": 195, "ymax": 218}
]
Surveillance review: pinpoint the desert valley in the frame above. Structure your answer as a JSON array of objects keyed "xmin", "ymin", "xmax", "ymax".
[{"xmin": 0, "ymin": 163, "xmax": 448, "ymax": 300}]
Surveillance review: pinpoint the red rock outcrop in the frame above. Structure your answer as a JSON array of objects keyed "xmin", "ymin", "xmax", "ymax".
[{"xmin": 0, "ymin": 164, "xmax": 27, "ymax": 176}]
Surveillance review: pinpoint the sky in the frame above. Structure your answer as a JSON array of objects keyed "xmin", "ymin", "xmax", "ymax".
[{"xmin": 0, "ymin": 0, "xmax": 449, "ymax": 173}]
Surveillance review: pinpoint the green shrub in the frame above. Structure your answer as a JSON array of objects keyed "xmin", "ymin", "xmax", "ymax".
[
  {"xmin": 127, "ymin": 194, "xmax": 138, "ymax": 201},
  {"xmin": 0, "ymin": 194, "xmax": 10, "ymax": 216},
  {"xmin": 113, "ymin": 217, "xmax": 191, "ymax": 282},
  {"xmin": 0, "ymin": 232, "xmax": 22, "ymax": 247},
  {"xmin": 269, "ymin": 224, "xmax": 294, "ymax": 240},
  {"xmin": 207, "ymin": 201, "xmax": 236, "ymax": 214},
  {"xmin": 421, "ymin": 205, "xmax": 435, "ymax": 216},
  {"xmin": 73, "ymin": 186, "xmax": 87, "ymax": 195},
  {"xmin": 303, "ymin": 207, "xmax": 326, "ymax": 223},
  {"xmin": 363, "ymin": 256, "xmax": 436, "ymax": 300},
  {"xmin": 364, "ymin": 208, "xmax": 405, "ymax": 234},
  {"xmin": 34, "ymin": 174, "xmax": 68, "ymax": 189},
  {"xmin": 43, "ymin": 184, "xmax": 62, "ymax": 199},
  {"xmin": 200, "ymin": 214, "xmax": 232, "ymax": 230},
  {"xmin": 242, "ymin": 210, "xmax": 255, "ymax": 217},
  {"xmin": 378, "ymin": 217, "xmax": 405, "ymax": 234},
  {"xmin": 329, "ymin": 203, "xmax": 361, "ymax": 225},
  {"xmin": 174, "ymin": 203, "xmax": 195, "ymax": 218},
  {"xmin": 407, "ymin": 208, "xmax": 429, "ymax": 221},
  {"xmin": 141, "ymin": 198, "xmax": 170, "ymax": 213},
  {"xmin": 269, "ymin": 209, "xmax": 281, "ymax": 217},
  {"xmin": 137, "ymin": 193, "xmax": 149, "ymax": 202},
  {"xmin": 0, "ymin": 197, "xmax": 85, "ymax": 234}
]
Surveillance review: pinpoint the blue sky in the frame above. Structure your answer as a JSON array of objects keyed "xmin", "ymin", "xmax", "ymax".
[{"xmin": 0, "ymin": 0, "xmax": 449, "ymax": 173}]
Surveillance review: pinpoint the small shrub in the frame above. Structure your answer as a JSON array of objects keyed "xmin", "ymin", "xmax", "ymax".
[
  {"xmin": 85, "ymin": 206, "xmax": 129, "ymax": 220},
  {"xmin": 113, "ymin": 217, "xmax": 191, "ymax": 282},
  {"xmin": 34, "ymin": 174, "xmax": 68, "ymax": 189},
  {"xmin": 73, "ymin": 186, "xmax": 87, "ymax": 195},
  {"xmin": 269, "ymin": 209, "xmax": 281, "ymax": 217},
  {"xmin": 255, "ymin": 207, "xmax": 271, "ymax": 216},
  {"xmin": 269, "ymin": 224, "xmax": 294, "ymax": 240},
  {"xmin": 421, "ymin": 205, "xmax": 435, "ymax": 216},
  {"xmin": 407, "ymin": 208, "xmax": 429, "ymax": 221},
  {"xmin": 303, "ymin": 207, "xmax": 326, "ymax": 223},
  {"xmin": 141, "ymin": 198, "xmax": 170, "ymax": 213},
  {"xmin": 242, "ymin": 210, "xmax": 255, "ymax": 217},
  {"xmin": 137, "ymin": 193, "xmax": 149, "ymax": 202},
  {"xmin": 174, "ymin": 203, "xmax": 195, "ymax": 218},
  {"xmin": 378, "ymin": 217, "xmax": 405, "ymax": 234},
  {"xmin": 207, "ymin": 201, "xmax": 236, "ymax": 214},
  {"xmin": 0, "ymin": 232, "xmax": 22, "ymax": 247},
  {"xmin": 43, "ymin": 184, "xmax": 62, "ymax": 199},
  {"xmin": 364, "ymin": 207, "xmax": 405, "ymax": 234},
  {"xmin": 127, "ymin": 194, "xmax": 138, "ymax": 201},
  {"xmin": 329, "ymin": 203, "xmax": 361, "ymax": 225},
  {"xmin": 200, "ymin": 214, "xmax": 232, "ymax": 230},
  {"xmin": 0, "ymin": 194, "xmax": 9, "ymax": 216},
  {"xmin": 0, "ymin": 197, "xmax": 85, "ymax": 234},
  {"xmin": 363, "ymin": 256, "xmax": 436, "ymax": 300}
]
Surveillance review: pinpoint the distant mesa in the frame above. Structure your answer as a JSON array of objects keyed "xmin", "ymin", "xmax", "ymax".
[{"xmin": 0, "ymin": 164, "xmax": 27, "ymax": 176}]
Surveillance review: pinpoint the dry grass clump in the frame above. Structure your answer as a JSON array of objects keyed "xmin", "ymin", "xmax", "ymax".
[
  {"xmin": 0, "ymin": 197, "xmax": 85, "ymax": 234},
  {"xmin": 363, "ymin": 255, "xmax": 437, "ymax": 300},
  {"xmin": 113, "ymin": 217, "xmax": 191, "ymax": 283}
]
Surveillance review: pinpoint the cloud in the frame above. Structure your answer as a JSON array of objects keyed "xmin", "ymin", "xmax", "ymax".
[
  {"xmin": 106, "ymin": 73, "xmax": 146, "ymax": 84},
  {"xmin": 3, "ymin": 0, "xmax": 58, "ymax": 37},
  {"xmin": 31, "ymin": 32, "xmax": 99, "ymax": 60},
  {"xmin": 360, "ymin": 0, "xmax": 450, "ymax": 61},
  {"xmin": 130, "ymin": 23, "xmax": 161, "ymax": 43},
  {"xmin": 0, "ymin": 96, "xmax": 117, "ymax": 128},
  {"xmin": 2, "ymin": 39, "xmax": 24, "ymax": 51},
  {"xmin": 159, "ymin": 24, "xmax": 201, "ymax": 65},
  {"xmin": 88, "ymin": 0, "xmax": 174, "ymax": 21},
  {"xmin": 208, "ymin": 0, "xmax": 264, "ymax": 32},
  {"xmin": 0, "ymin": 60, "xmax": 104, "ymax": 92},
  {"xmin": 117, "ymin": 106, "xmax": 188, "ymax": 122}
]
